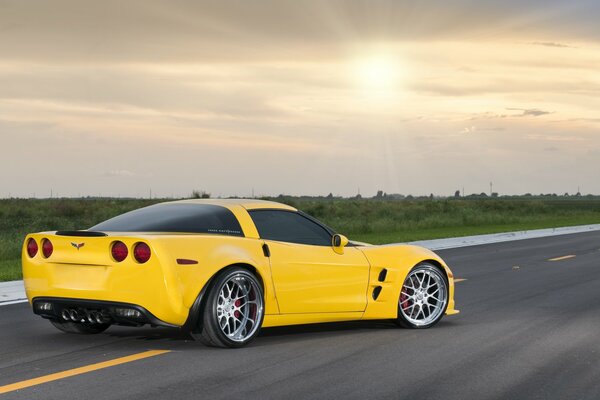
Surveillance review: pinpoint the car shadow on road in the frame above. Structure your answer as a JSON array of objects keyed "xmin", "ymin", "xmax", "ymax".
[
  {"xmin": 259, "ymin": 319, "xmax": 397, "ymax": 337},
  {"xmin": 102, "ymin": 318, "xmax": 460, "ymax": 347},
  {"xmin": 103, "ymin": 320, "xmax": 398, "ymax": 343},
  {"xmin": 104, "ymin": 325, "xmax": 191, "ymax": 341}
]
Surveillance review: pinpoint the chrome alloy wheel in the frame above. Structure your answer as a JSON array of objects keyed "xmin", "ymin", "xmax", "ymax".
[
  {"xmin": 216, "ymin": 274, "xmax": 264, "ymax": 342},
  {"xmin": 399, "ymin": 266, "xmax": 447, "ymax": 327}
]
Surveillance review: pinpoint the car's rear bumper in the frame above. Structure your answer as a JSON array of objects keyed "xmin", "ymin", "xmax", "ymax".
[
  {"xmin": 32, "ymin": 297, "xmax": 178, "ymax": 328},
  {"xmin": 22, "ymin": 240, "xmax": 194, "ymax": 326}
]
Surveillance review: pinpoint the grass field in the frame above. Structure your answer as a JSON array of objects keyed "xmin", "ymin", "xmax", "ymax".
[{"xmin": 2, "ymin": 197, "xmax": 600, "ymax": 281}]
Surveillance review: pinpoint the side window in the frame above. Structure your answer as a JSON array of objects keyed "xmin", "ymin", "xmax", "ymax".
[{"xmin": 249, "ymin": 210, "xmax": 332, "ymax": 246}]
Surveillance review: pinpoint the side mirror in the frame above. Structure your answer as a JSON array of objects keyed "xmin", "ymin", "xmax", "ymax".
[{"xmin": 332, "ymin": 234, "xmax": 349, "ymax": 254}]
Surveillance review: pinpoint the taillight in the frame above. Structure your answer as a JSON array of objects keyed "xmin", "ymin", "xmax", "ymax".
[
  {"xmin": 111, "ymin": 241, "xmax": 128, "ymax": 262},
  {"xmin": 41, "ymin": 239, "xmax": 53, "ymax": 258},
  {"xmin": 27, "ymin": 238, "xmax": 38, "ymax": 258},
  {"xmin": 133, "ymin": 242, "xmax": 151, "ymax": 263}
]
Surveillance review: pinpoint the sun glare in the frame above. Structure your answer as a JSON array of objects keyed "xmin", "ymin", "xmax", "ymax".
[{"xmin": 353, "ymin": 55, "xmax": 401, "ymax": 89}]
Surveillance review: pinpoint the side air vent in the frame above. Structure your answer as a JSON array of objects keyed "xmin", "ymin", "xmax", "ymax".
[
  {"xmin": 378, "ymin": 268, "xmax": 388, "ymax": 282},
  {"xmin": 262, "ymin": 243, "xmax": 271, "ymax": 257},
  {"xmin": 372, "ymin": 286, "xmax": 382, "ymax": 300},
  {"xmin": 56, "ymin": 231, "xmax": 108, "ymax": 237}
]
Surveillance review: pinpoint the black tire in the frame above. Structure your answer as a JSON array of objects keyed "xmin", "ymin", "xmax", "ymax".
[
  {"xmin": 395, "ymin": 263, "xmax": 449, "ymax": 329},
  {"xmin": 199, "ymin": 267, "xmax": 265, "ymax": 348},
  {"xmin": 50, "ymin": 320, "xmax": 111, "ymax": 334}
]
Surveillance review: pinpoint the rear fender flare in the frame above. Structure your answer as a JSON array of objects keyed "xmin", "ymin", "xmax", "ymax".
[{"xmin": 183, "ymin": 263, "xmax": 265, "ymax": 334}]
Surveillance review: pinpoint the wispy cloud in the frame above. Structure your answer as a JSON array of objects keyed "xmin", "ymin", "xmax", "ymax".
[
  {"xmin": 103, "ymin": 170, "xmax": 136, "ymax": 177},
  {"xmin": 507, "ymin": 108, "xmax": 553, "ymax": 117},
  {"xmin": 529, "ymin": 41, "xmax": 575, "ymax": 48}
]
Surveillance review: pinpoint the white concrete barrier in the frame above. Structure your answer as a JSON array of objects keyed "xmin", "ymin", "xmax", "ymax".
[
  {"xmin": 0, "ymin": 280, "xmax": 27, "ymax": 306},
  {"xmin": 408, "ymin": 223, "xmax": 600, "ymax": 250}
]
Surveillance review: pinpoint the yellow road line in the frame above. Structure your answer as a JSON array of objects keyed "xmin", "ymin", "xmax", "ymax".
[
  {"xmin": 548, "ymin": 255, "xmax": 576, "ymax": 262},
  {"xmin": 454, "ymin": 278, "xmax": 467, "ymax": 283},
  {"xmin": 0, "ymin": 349, "xmax": 170, "ymax": 395}
]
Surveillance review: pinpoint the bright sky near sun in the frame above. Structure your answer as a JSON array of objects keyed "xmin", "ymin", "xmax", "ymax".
[{"xmin": 1, "ymin": 0, "xmax": 599, "ymax": 198}]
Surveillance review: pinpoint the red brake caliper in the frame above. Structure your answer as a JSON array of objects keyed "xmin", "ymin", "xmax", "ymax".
[
  {"xmin": 234, "ymin": 299, "xmax": 241, "ymax": 318},
  {"xmin": 400, "ymin": 287, "xmax": 411, "ymax": 311}
]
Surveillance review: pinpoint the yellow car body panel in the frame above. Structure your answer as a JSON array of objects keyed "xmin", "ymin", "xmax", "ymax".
[
  {"xmin": 22, "ymin": 199, "xmax": 458, "ymax": 329},
  {"xmin": 264, "ymin": 240, "xmax": 370, "ymax": 313},
  {"xmin": 358, "ymin": 244, "xmax": 459, "ymax": 319},
  {"xmin": 23, "ymin": 233, "xmax": 276, "ymax": 326}
]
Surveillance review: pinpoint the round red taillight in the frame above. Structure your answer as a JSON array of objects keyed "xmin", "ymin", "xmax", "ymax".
[
  {"xmin": 111, "ymin": 241, "xmax": 128, "ymax": 262},
  {"xmin": 133, "ymin": 242, "xmax": 151, "ymax": 263},
  {"xmin": 27, "ymin": 238, "xmax": 38, "ymax": 258},
  {"xmin": 41, "ymin": 239, "xmax": 53, "ymax": 258}
]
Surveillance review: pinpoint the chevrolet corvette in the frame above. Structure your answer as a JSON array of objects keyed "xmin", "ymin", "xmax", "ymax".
[{"xmin": 22, "ymin": 199, "xmax": 459, "ymax": 347}]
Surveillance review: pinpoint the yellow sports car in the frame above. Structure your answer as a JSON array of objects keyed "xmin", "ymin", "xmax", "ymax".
[{"xmin": 22, "ymin": 199, "xmax": 459, "ymax": 347}]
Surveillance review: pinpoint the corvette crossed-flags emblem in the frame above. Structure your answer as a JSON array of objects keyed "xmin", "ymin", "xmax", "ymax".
[{"xmin": 71, "ymin": 242, "xmax": 85, "ymax": 250}]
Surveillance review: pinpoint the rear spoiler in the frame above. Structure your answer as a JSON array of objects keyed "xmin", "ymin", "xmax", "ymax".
[{"xmin": 55, "ymin": 231, "xmax": 108, "ymax": 237}]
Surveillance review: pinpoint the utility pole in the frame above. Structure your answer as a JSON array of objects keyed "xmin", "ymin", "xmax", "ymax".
[{"xmin": 490, "ymin": 182, "xmax": 493, "ymax": 196}]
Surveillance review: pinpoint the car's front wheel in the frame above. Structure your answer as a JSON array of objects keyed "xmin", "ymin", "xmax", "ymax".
[
  {"xmin": 396, "ymin": 263, "xmax": 448, "ymax": 328},
  {"xmin": 199, "ymin": 267, "xmax": 265, "ymax": 348}
]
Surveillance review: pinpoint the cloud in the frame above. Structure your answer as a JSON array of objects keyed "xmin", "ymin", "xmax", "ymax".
[
  {"xmin": 529, "ymin": 41, "xmax": 575, "ymax": 48},
  {"xmin": 1, "ymin": 1, "xmax": 600, "ymax": 63},
  {"xmin": 506, "ymin": 108, "xmax": 552, "ymax": 117},
  {"xmin": 468, "ymin": 110, "xmax": 552, "ymax": 121},
  {"xmin": 564, "ymin": 117, "xmax": 600, "ymax": 123},
  {"xmin": 1, "ymin": 1, "xmax": 600, "ymax": 197},
  {"xmin": 103, "ymin": 170, "xmax": 136, "ymax": 177},
  {"xmin": 407, "ymin": 82, "xmax": 492, "ymax": 96}
]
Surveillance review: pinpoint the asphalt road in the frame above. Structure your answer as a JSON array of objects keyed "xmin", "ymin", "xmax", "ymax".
[{"xmin": 1, "ymin": 231, "xmax": 599, "ymax": 399}]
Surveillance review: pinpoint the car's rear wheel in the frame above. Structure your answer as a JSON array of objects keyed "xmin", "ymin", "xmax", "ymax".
[
  {"xmin": 49, "ymin": 320, "xmax": 111, "ymax": 334},
  {"xmin": 199, "ymin": 267, "xmax": 264, "ymax": 348},
  {"xmin": 396, "ymin": 263, "xmax": 448, "ymax": 329}
]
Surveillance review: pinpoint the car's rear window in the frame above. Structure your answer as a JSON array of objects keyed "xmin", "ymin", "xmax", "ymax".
[{"xmin": 90, "ymin": 203, "xmax": 244, "ymax": 236}]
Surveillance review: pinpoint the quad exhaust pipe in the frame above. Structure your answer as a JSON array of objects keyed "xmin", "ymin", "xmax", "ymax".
[
  {"xmin": 61, "ymin": 308, "xmax": 109, "ymax": 324},
  {"xmin": 87, "ymin": 311, "xmax": 106, "ymax": 324}
]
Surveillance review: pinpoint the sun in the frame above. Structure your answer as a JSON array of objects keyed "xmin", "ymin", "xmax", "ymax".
[{"xmin": 353, "ymin": 55, "xmax": 401, "ymax": 89}]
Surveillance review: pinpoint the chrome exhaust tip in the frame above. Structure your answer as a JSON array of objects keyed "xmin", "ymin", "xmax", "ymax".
[
  {"xmin": 87, "ymin": 312, "xmax": 97, "ymax": 324},
  {"xmin": 61, "ymin": 309, "xmax": 70, "ymax": 321},
  {"xmin": 69, "ymin": 309, "xmax": 79, "ymax": 322},
  {"xmin": 95, "ymin": 313, "xmax": 105, "ymax": 324}
]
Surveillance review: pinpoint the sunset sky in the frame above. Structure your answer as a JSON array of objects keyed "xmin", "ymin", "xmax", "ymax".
[{"xmin": 1, "ymin": 0, "xmax": 599, "ymax": 198}]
